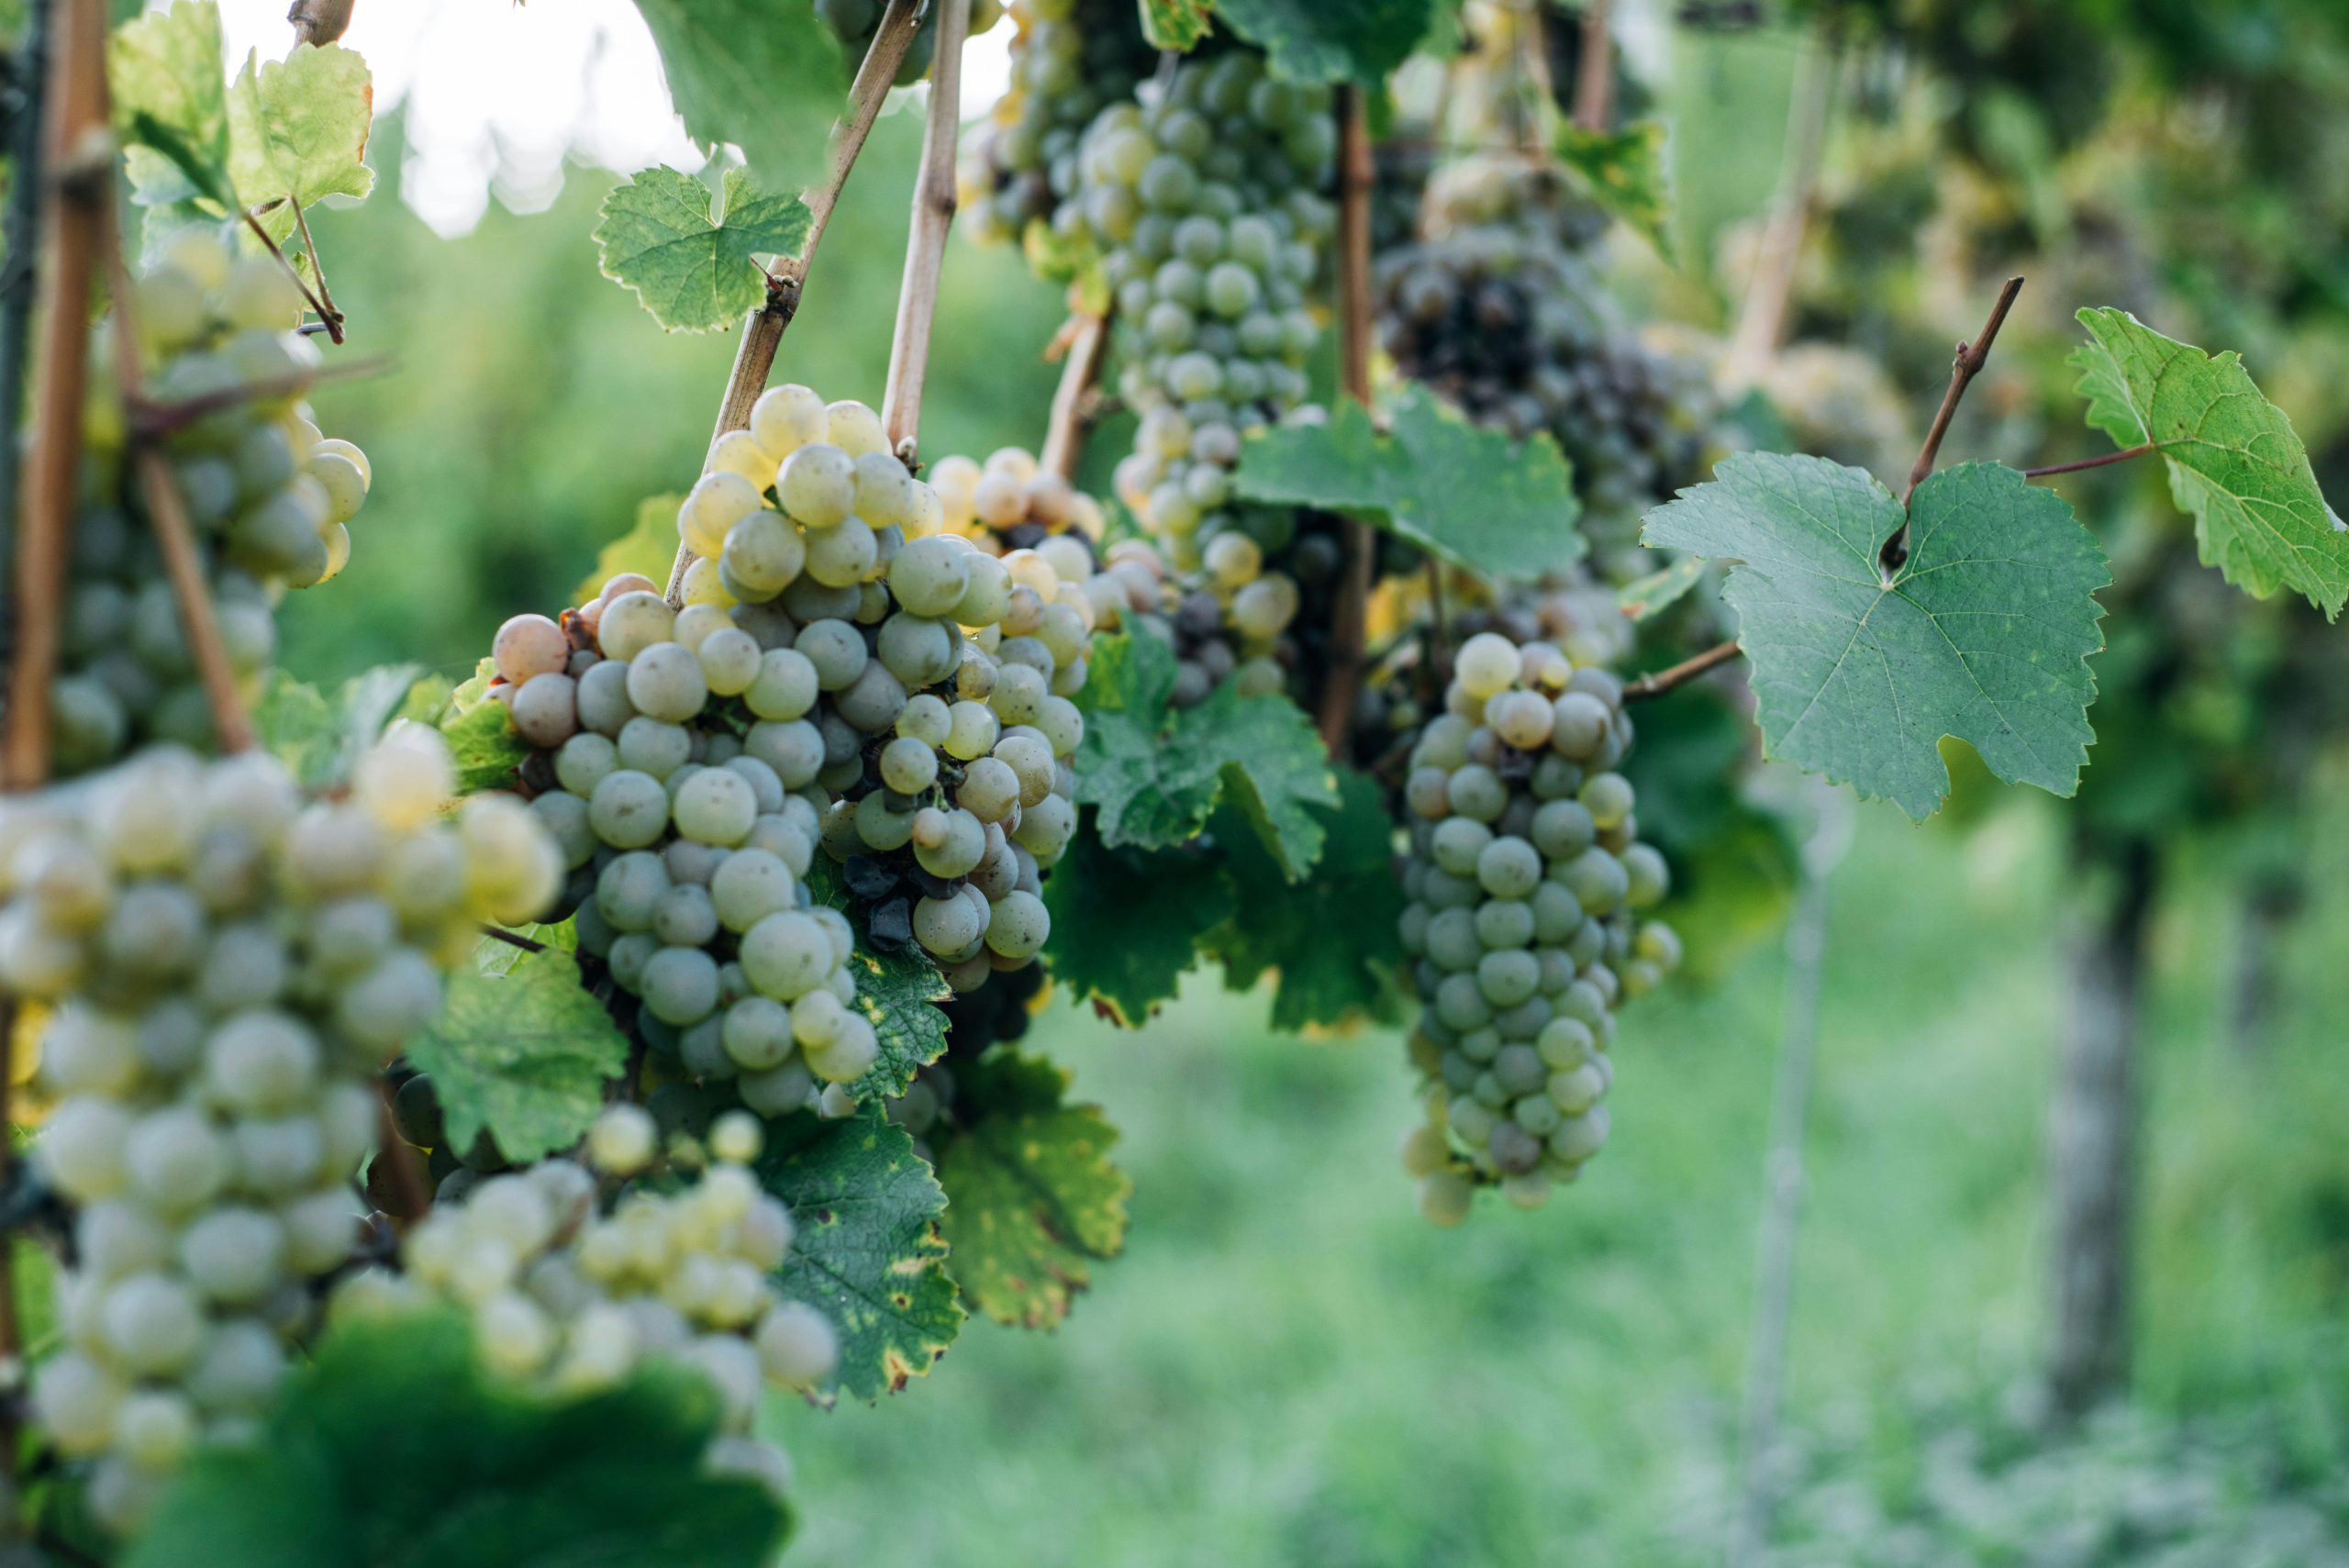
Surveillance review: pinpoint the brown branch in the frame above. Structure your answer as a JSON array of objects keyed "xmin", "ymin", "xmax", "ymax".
[
  {"xmin": 481, "ymin": 924, "xmax": 549, "ymax": 953},
  {"xmin": 880, "ymin": 0, "xmax": 969, "ymax": 463},
  {"xmin": 1623, "ymin": 637, "xmax": 1742, "ymax": 701},
  {"xmin": 1315, "ymin": 84, "xmax": 1377, "ymax": 757},
  {"xmin": 373, "ymin": 1083, "xmax": 431, "ymax": 1224},
  {"xmin": 287, "ymin": 0, "xmax": 356, "ymax": 47},
  {"xmin": 239, "ymin": 206, "xmax": 341, "ymax": 344},
  {"xmin": 1724, "ymin": 28, "xmax": 1838, "ymax": 391},
  {"xmin": 2025, "ymin": 442, "xmax": 2161, "ymax": 479},
  {"xmin": 1879, "ymin": 275, "xmax": 2025, "ymax": 576},
  {"xmin": 4, "ymin": 0, "xmax": 105, "ymax": 791},
  {"xmin": 107, "ymin": 210, "xmax": 258, "ymax": 755},
  {"xmin": 1572, "ymin": 0, "xmax": 1613, "ymax": 133},
  {"xmin": 662, "ymin": 1, "xmax": 924, "ymax": 604},
  {"xmin": 1040, "ymin": 309, "xmax": 1110, "ymax": 482}
]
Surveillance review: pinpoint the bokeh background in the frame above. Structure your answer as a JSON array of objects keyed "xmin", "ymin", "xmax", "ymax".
[{"xmin": 257, "ymin": 2, "xmax": 2349, "ymax": 1562}]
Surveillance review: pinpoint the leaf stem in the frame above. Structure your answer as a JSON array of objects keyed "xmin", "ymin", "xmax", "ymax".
[
  {"xmin": 1622, "ymin": 637, "xmax": 1742, "ymax": 701},
  {"xmin": 108, "ymin": 206, "xmax": 259, "ymax": 756},
  {"xmin": 2024, "ymin": 442, "xmax": 2161, "ymax": 479},
  {"xmin": 131, "ymin": 352, "xmax": 389, "ymax": 439},
  {"xmin": 240, "ymin": 206, "xmax": 341, "ymax": 345},
  {"xmin": 880, "ymin": 0, "xmax": 970, "ymax": 465},
  {"xmin": 481, "ymin": 925, "xmax": 549, "ymax": 954},
  {"xmin": 1880, "ymin": 274, "xmax": 2025, "ymax": 576},
  {"xmin": 1314, "ymin": 83, "xmax": 1377, "ymax": 757},
  {"xmin": 1040, "ymin": 307, "xmax": 1110, "ymax": 482},
  {"xmin": 1572, "ymin": 0, "xmax": 1613, "ymax": 132},
  {"xmin": 290, "ymin": 198, "xmax": 341, "ymax": 339},
  {"xmin": 662, "ymin": 0, "xmax": 924, "ymax": 604}
]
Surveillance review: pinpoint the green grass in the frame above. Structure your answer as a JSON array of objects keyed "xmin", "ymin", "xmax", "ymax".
[{"xmin": 766, "ymin": 792, "xmax": 2349, "ymax": 1567}]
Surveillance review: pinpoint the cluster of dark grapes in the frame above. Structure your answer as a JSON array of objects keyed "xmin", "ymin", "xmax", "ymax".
[
  {"xmin": 1375, "ymin": 154, "xmax": 1712, "ymax": 568},
  {"xmin": 1395, "ymin": 631, "xmax": 1681, "ymax": 1222},
  {"xmin": 44, "ymin": 227, "xmax": 373, "ymax": 773},
  {"xmin": 961, "ymin": 0, "xmax": 1158, "ymax": 248},
  {"xmin": 816, "ymin": 0, "xmax": 1004, "ymax": 86}
]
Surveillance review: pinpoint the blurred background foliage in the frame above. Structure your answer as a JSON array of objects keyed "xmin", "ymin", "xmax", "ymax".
[{"xmin": 274, "ymin": 0, "xmax": 2349, "ymax": 1561}]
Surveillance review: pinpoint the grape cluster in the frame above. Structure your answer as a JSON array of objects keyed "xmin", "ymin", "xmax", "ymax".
[
  {"xmin": 1074, "ymin": 52, "xmax": 1336, "ymax": 566},
  {"xmin": 48, "ymin": 227, "xmax": 373, "ymax": 774},
  {"xmin": 337, "ymin": 1106, "xmax": 837, "ymax": 1505},
  {"xmin": 1375, "ymin": 155, "xmax": 1711, "ymax": 563},
  {"xmin": 485, "ymin": 393, "xmax": 1096, "ymax": 1115},
  {"xmin": 963, "ymin": 0, "xmax": 1157, "ymax": 248},
  {"xmin": 1393, "ymin": 631, "xmax": 1682, "ymax": 1222},
  {"xmin": 816, "ymin": 0, "xmax": 1003, "ymax": 87},
  {"xmin": 0, "ymin": 731, "xmax": 562, "ymax": 1532}
]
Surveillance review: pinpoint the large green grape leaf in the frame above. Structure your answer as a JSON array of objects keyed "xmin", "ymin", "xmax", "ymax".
[
  {"xmin": 225, "ymin": 40, "xmax": 375, "ymax": 240},
  {"xmin": 573, "ymin": 493, "xmax": 687, "ymax": 606},
  {"xmin": 2070, "ymin": 307, "xmax": 2348, "ymax": 618},
  {"xmin": 110, "ymin": 0, "xmax": 235, "ymax": 209},
  {"xmin": 1642, "ymin": 454, "xmax": 2109, "ymax": 820},
  {"xmin": 757, "ymin": 1106, "xmax": 962, "ymax": 1402},
  {"xmin": 1040, "ymin": 819, "xmax": 1232, "ymax": 1025},
  {"xmin": 1214, "ymin": 0, "xmax": 1439, "ymax": 83},
  {"xmin": 933, "ymin": 1053, "xmax": 1129, "ymax": 1329},
  {"xmin": 1234, "ymin": 385, "xmax": 1584, "ymax": 581},
  {"xmin": 1553, "ymin": 118, "xmax": 1674, "ymax": 260},
  {"xmin": 800, "ymin": 858, "xmax": 952, "ymax": 1101},
  {"xmin": 595, "ymin": 167, "xmax": 811, "ymax": 334},
  {"xmin": 631, "ymin": 0, "xmax": 844, "ymax": 196},
  {"xmin": 251, "ymin": 663, "xmax": 428, "ymax": 789},
  {"xmin": 1204, "ymin": 768, "xmax": 1407, "ymax": 1031},
  {"xmin": 126, "ymin": 1312, "xmax": 789, "ymax": 1568},
  {"xmin": 1140, "ymin": 0, "xmax": 1213, "ymax": 50},
  {"xmin": 1072, "ymin": 629, "xmax": 1339, "ymax": 878},
  {"xmin": 404, "ymin": 951, "xmax": 629, "ymax": 1164}
]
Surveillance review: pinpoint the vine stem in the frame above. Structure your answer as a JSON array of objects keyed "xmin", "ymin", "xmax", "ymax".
[
  {"xmin": 107, "ymin": 209, "xmax": 258, "ymax": 755},
  {"xmin": 0, "ymin": 0, "xmax": 50, "ymax": 657},
  {"xmin": 1314, "ymin": 83, "xmax": 1376, "ymax": 757},
  {"xmin": 286, "ymin": 0, "xmax": 356, "ymax": 48},
  {"xmin": 879, "ymin": 0, "xmax": 969, "ymax": 464},
  {"xmin": 1880, "ymin": 275, "xmax": 2025, "ymax": 574},
  {"xmin": 1571, "ymin": 0, "xmax": 1613, "ymax": 132},
  {"xmin": 2026, "ymin": 442, "xmax": 2161, "ymax": 479},
  {"xmin": 1, "ymin": 0, "xmax": 101, "ymax": 792},
  {"xmin": 1723, "ymin": 28, "xmax": 1838, "ymax": 392},
  {"xmin": 1725, "ymin": 785, "xmax": 1853, "ymax": 1568},
  {"xmin": 1040, "ymin": 308, "xmax": 1110, "ymax": 482},
  {"xmin": 481, "ymin": 925, "xmax": 550, "ymax": 954},
  {"xmin": 662, "ymin": 0, "xmax": 925, "ymax": 604},
  {"xmin": 1622, "ymin": 637, "xmax": 1742, "ymax": 701},
  {"xmin": 290, "ymin": 200, "xmax": 341, "ymax": 339}
]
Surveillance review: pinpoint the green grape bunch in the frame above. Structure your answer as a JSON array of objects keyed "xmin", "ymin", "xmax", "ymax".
[
  {"xmin": 336, "ymin": 1106, "xmax": 837, "ymax": 1507},
  {"xmin": 1394, "ymin": 631, "xmax": 1682, "ymax": 1223},
  {"xmin": 44, "ymin": 228, "xmax": 374, "ymax": 774},
  {"xmin": 961, "ymin": 0, "xmax": 1158, "ymax": 249},
  {"xmin": 0, "ymin": 730, "xmax": 562, "ymax": 1534},
  {"xmin": 479, "ymin": 392, "xmax": 1099, "ymax": 1121}
]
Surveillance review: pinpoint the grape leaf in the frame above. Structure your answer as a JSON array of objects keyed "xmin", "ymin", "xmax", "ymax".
[
  {"xmin": 933, "ymin": 1053, "xmax": 1129, "ymax": 1329},
  {"xmin": 1204, "ymin": 768, "xmax": 1407, "ymax": 1031},
  {"xmin": 573, "ymin": 493, "xmax": 686, "ymax": 606},
  {"xmin": 1040, "ymin": 819, "xmax": 1233, "ymax": 1025},
  {"xmin": 1553, "ymin": 118, "xmax": 1674, "ymax": 260},
  {"xmin": 251, "ymin": 663, "xmax": 427, "ymax": 789},
  {"xmin": 404, "ymin": 951, "xmax": 629, "ymax": 1164},
  {"xmin": 800, "ymin": 857, "xmax": 952, "ymax": 1101},
  {"xmin": 631, "ymin": 0, "xmax": 844, "ymax": 196},
  {"xmin": 1618, "ymin": 555, "xmax": 1705, "ymax": 622},
  {"xmin": 2070, "ymin": 306, "xmax": 2348, "ymax": 618},
  {"xmin": 110, "ymin": 0, "xmax": 234, "ymax": 209},
  {"xmin": 1072, "ymin": 628, "xmax": 1339, "ymax": 878},
  {"xmin": 594, "ymin": 166, "xmax": 810, "ymax": 334},
  {"xmin": 126, "ymin": 1311, "xmax": 788, "ymax": 1568},
  {"xmin": 757, "ymin": 1106, "xmax": 962, "ymax": 1402},
  {"xmin": 225, "ymin": 40, "xmax": 374, "ymax": 241},
  {"xmin": 435, "ymin": 659, "xmax": 529, "ymax": 795},
  {"xmin": 1214, "ymin": 0, "xmax": 1439, "ymax": 83},
  {"xmin": 1642, "ymin": 454, "xmax": 2109, "ymax": 820},
  {"xmin": 1139, "ymin": 0, "xmax": 1214, "ymax": 50},
  {"xmin": 1234, "ymin": 385, "xmax": 1584, "ymax": 581}
]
